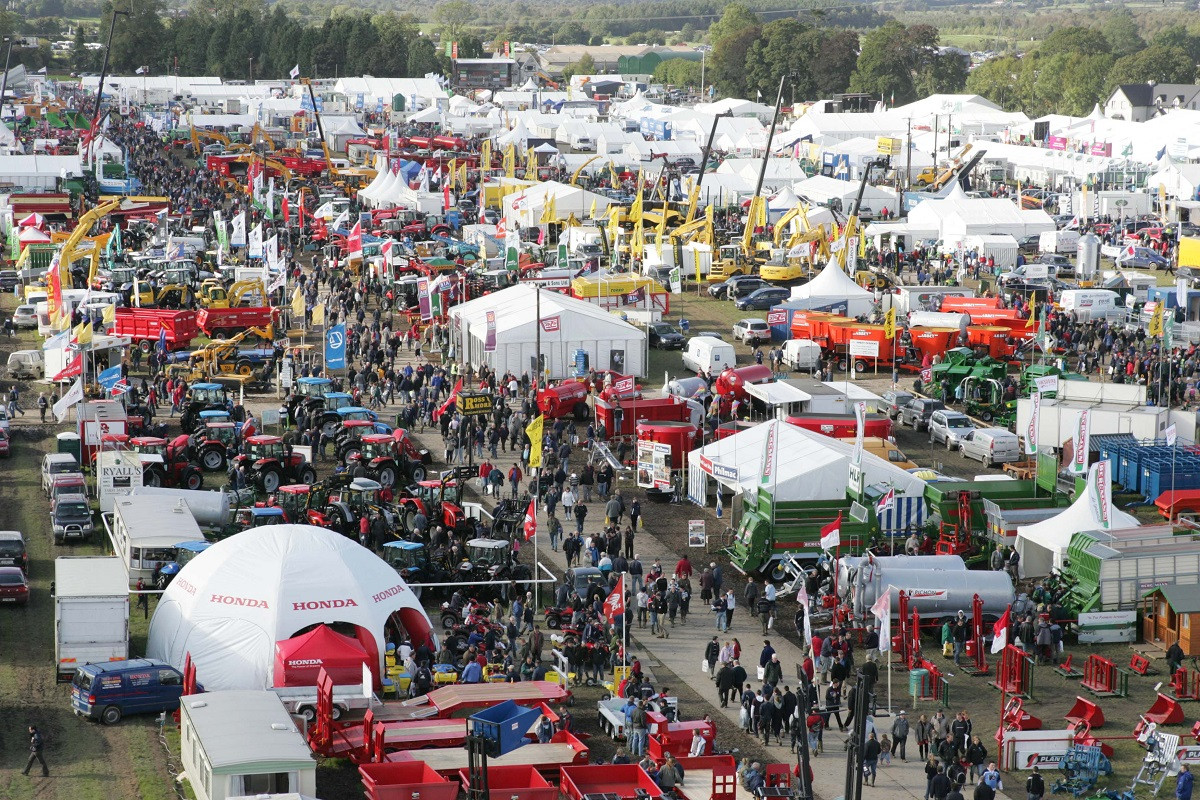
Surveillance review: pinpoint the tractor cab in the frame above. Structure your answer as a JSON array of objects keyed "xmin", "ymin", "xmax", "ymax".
[
  {"xmin": 198, "ymin": 408, "xmax": 233, "ymax": 424},
  {"xmin": 129, "ymin": 436, "xmax": 168, "ymax": 461},
  {"xmin": 466, "ymin": 538, "xmax": 510, "ymax": 572},
  {"xmin": 336, "ymin": 406, "xmax": 378, "ymax": 423},
  {"xmin": 229, "ymin": 505, "xmax": 285, "ymax": 534},
  {"xmin": 358, "ymin": 434, "xmax": 394, "ymax": 461},
  {"xmin": 337, "ymin": 477, "xmax": 383, "ymax": 516},
  {"xmin": 383, "ymin": 540, "xmax": 430, "ymax": 572},
  {"xmin": 243, "ymin": 435, "xmax": 288, "ymax": 462},
  {"xmin": 292, "ymin": 376, "xmax": 332, "ymax": 402},
  {"xmin": 273, "ymin": 484, "xmax": 312, "ymax": 522},
  {"xmin": 186, "ymin": 382, "xmax": 229, "ymax": 414},
  {"xmin": 411, "ymin": 477, "xmax": 462, "ymax": 508},
  {"xmin": 322, "ymin": 392, "xmax": 354, "ymax": 412},
  {"xmin": 155, "ymin": 540, "xmax": 212, "ymax": 589}
]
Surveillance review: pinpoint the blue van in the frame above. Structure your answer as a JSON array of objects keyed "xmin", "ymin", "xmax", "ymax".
[{"xmin": 71, "ymin": 658, "xmax": 187, "ymax": 724}]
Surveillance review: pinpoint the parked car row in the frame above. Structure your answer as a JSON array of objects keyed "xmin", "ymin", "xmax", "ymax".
[{"xmin": 898, "ymin": 397, "xmax": 1021, "ymax": 466}]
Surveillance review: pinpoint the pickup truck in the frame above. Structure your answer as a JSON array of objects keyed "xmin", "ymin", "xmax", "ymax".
[{"xmin": 597, "ymin": 696, "xmax": 678, "ymax": 739}]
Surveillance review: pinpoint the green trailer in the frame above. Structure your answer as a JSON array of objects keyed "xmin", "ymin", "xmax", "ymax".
[
  {"xmin": 1063, "ymin": 527, "xmax": 1200, "ymax": 613},
  {"xmin": 928, "ymin": 348, "xmax": 1008, "ymax": 401},
  {"xmin": 727, "ymin": 489, "xmax": 872, "ymax": 579}
]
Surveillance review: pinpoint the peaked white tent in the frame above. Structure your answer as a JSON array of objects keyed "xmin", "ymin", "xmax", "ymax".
[
  {"xmin": 357, "ymin": 154, "xmax": 392, "ymax": 203},
  {"xmin": 147, "ymin": 525, "xmax": 432, "ymax": 691},
  {"xmin": 788, "ymin": 262, "xmax": 875, "ymax": 315},
  {"xmin": 496, "ymin": 117, "xmax": 531, "ymax": 149},
  {"xmin": 449, "ymin": 284, "xmax": 646, "ymax": 378},
  {"xmin": 501, "ymin": 180, "xmax": 612, "ymax": 226},
  {"xmin": 686, "ymin": 418, "xmax": 925, "ymax": 501},
  {"xmin": 1015, "ymin": 480, "xmax": 1137, "ymax": 578}
]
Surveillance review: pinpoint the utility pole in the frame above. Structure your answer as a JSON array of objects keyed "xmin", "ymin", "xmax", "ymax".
[
  {"xmin": 752, "ymin": 73, "xmax": 790, "ymax": 203},
  {"xmin": 932, "ymin": 114, "xmax": 939, "ymax": 171},
  {"xmin": 902, "ymin": 117, "xmax": 912, "ymax": 218}
]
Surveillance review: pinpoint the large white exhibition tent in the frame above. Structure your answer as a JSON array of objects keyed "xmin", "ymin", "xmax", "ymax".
[
  {"xmin": 1015, "ymin": 482, "xmax": 1137, "ymax": 578},
  {"xmin": 686, "ymin": 418, "xmax": 925, "ymax": 501},
  {"xmin": 905, "ymin": 184, "xmax": 1055, "ymax": 242},
  {"xmin": 792, "ymin": 174, "xmax": 897, "ymax": 209},
  {"xmin": 449, "ymin": 284, "xmax": 646, "ymax": 378},
  {"xmin": 147, "ymin": 525, "xmax": 432, "ymax": 691},
  {"xmin": 501, "ymin": 181, "xmax": 612, "ymax": 227},
  {"xmin": 788, "ymin": 262, "xmax": 875, "ymax": 316}
]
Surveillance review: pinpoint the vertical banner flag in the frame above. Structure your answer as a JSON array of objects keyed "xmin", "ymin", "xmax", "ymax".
[
  {"xmin": 1069, "ymin": 409, "xmax": 1091, "ymax": 475},
  {"xmin": 526, "ymin": 415, "xmax": 544, "ymax": 468},
  {"xmin": 557, "ymin": 241, "xmax": 568, "ymax": 267},
  {"xmin": 819, "ymin": 512, "xmax": 842, "ymax": 551},
  {"xmin": 52, "ymin": 378, "xmax": 84, "ymax": 422},
  {"xmin": 871, "ymin": 587, "xmax": 891, "ymax": 652},
  {"xmin": 852, "ymin": 400, "xmax": 867, "ymax": 465},
  {"xmin": 1089, "ymin": 460, "xmax": 1113, "ymax": 530},
  {"xmin": 324, "ymin": 324, "xmax": 346, "ymax": 369},
  {"xmin": 248, "ymin": 223, "xmax": 263, "ymax": 259},
  {"xmin": 883, "ymin": 306, "xmax": 896, "ymax": 340},
  {"xmin": 348, "ymin": 221, "xmax": 363, "ymax": 258},
  {"xmin": 1167, "ymin": 423, "xmax": 1178, "ymax": 447},
  {"xmin": 484, "ymin": 310, "xmax": 497, "ymax": 352},
  {"xmin": 505, "ymin": 224, "xmax": 520, "ymax": 272},
  {"xmin": 1025, "ymin": 389, "xmax": 1041, "ymax": 455},
  {"xmin": 230, "ymin": 211, "xmax": 246, "ymax": 247},
  {"xmin": 523, "ymin": 498, "xmax": 538, "ymax": 541},
  {"xmin": 417, "ymin": 278, "xmax": 431, "ymax": 321},
  {"xmin": 760, "ymin": 421, "xmax": 777, "ymax": 486},
  {"xmin": 669, "ymin": 265, "xmax": 681, "ymax": 294}
]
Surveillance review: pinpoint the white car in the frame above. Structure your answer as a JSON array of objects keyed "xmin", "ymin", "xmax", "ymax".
[
  {"xmin": 0, "ymin": 407, "xmax": 8, "ymax": 433},
  {"xmin": 11, "ymin": 305, "xmax": 37, "ymax": 329},
  {"xmin": 928, "ymin": 410, "xmax": 976, "ymax": 450},
  {"xmin": 732, "ymin": 318, "xmax": 770, "ymax": 345}
]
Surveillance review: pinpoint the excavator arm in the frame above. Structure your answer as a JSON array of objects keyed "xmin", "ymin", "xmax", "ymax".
[
  {"xmin": 570, "ymin": 155, "xmax": 601, "ymax": 187},
  {"xmin": 742, "ymin": 195, "xmax": 766, "ymax": 260},
  {"xmin": 301, "ymin": 78, "xmax": 340, "ymax": 181},
  {"xmin": 63, "ymin": 199, "xmax": 123, "ymax": 288},
  {"xmin": 772, "ymin": 204, "xmax": 807, "ymax": 248}
]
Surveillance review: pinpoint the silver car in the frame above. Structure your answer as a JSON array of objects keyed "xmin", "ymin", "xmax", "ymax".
[
  {"xmin": 11, "ymin": 305, "xmax": 37, "ymax": 329},
  {"xmin": 928, "ymin": 410, "xmax": 976, "ymax": 450}
]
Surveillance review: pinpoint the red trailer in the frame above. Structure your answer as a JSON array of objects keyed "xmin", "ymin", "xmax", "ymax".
[
  {"xmin": 536, "ymin": 381, "xmax": 591, "ymax": 420},
  {"xmin": 907, "ymin": 327, "xmax": 961, "ymax": 364},
  {"xmin": 381, "ymin": 731, "xmax": 588, "ymax": 776},
  {"xmin": 457, "ymin": 765, "xmax": 557, "ymax": 800},
  {"xmin": 645, "ymin": 711, "xmax": 716, "ymax": 760},
  {"xmin": 636, "ymin": 421, "xmax": 699, "ymax": 469},
  {"xmin": 940, "ymin": 296, "xmax": 1003, "ymax": 312},
  {"xmin": 359, "ymin": 761, "xmax": 458, "ymax": 800},
  {"xmin": 714, "ymin": 364, "xmax": 774, "ymax": 404},
  {"xmin": 786, "ymin": 413, "xmax": 893, "ymax": 439},
  {"xmin": 965, "ymin": 325, "xmax": 1016, "ymax": 359},
  {"xmin": 560, "ymin": 764, "xmax": 664, "ymax": 800},
  {"xmin": 964, "ymin": 308, "xmax": 1024, "ymax": 325},
  {"xmin": 596, "ymin": 395, "xmax": 693, "ymax": 438},
  {"xmin": 715, "ymin": 420, "xmax": 756, "ymax": 440},
  {"xmin": 196, "ymin": 306, "xmax": 278, "ymax": 338},
  {"xmin": 113, "ymin": 308, "xmax": 199, "ymax": 352},
  {"xmin": 827, "ymin": 321, "xmax": 893, "ymax": 371},
  {"xmin": 789, "ymin": 311, "xmax": 843, "ymax": 346}
]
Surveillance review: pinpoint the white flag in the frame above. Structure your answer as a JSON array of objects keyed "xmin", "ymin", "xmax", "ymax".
[
  {"xmin": 290, "ymin": 64, "xmax": 300, "ymax": 80},
  {"xmin": 332, "ymin": 210, "xmax": 349, "ymax": 230},
  {"xmin": 1034, "ymin": 374, "xmax": 1060, "ymax": 395},
  {"xmin": 266, "ymin": 234, "xmax": 280, "ymax": 273},
  {"xmin": 1167, "ymin": 423, "xmax": 1178, "ymax": 447},
  {"xmin": 852, "ymin": 400, "xmax": 867, "ymax": 465},
  {"xmin": 230, "ymin": 212, "xmax": 246, "ymax": 247},
  {"xmin": 870, "ymin": 586, "xmax": 891, "ymax": 653},
  {"xmin": 1024, "ymin": 390, "xmax": 1041, "ymax": 456},
  {"xmin": 1069, "ymin": 409, "xmax": 1091, "ymax": 475},
  {"xmin": 53, "ymin": 379, "xmax": 84, "ymax": 422},
  {"xmin": 248, "ymin": 223, "xmax": 263, "ymax": 260}
]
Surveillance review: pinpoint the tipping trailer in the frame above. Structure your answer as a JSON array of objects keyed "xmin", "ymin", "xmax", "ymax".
[
  {"xmin": 843, "ymin": 556, "xmax": 1014, "ymax": 624},
  {"xmin": 196, "ymin": 306, "xmax": 277, "ymax": 338},
  {"xmin": 112, "ymin": 308, "xmax": 199, "ymax": 352},
  {"xmin": 727, "ymin": 489, "xmax": 870, "ymax": 579},
  {"xmin": 1063, "ymin": 525, "xmax": 1200, "ymax": 613}
]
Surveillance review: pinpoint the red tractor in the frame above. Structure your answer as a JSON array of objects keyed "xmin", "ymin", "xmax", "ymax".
[
  {"xmin": 272, "ymin": 483, "xmax": 316, "ymax": 524},
  {"xmin": 334, "ymin": 419, "xmax": 380, "ymax": 465},
  {"xmin": 347, "ymin": 430, "xmax": 430, "ymax": 488},
  {"xmin": 232, "ymin": 435, "xmax": 318, "ymax": 493},
  {"xmin": 170, "ymin": 420, "xmax": 238, "ymax": 472},
  {"xmin": 396, "ymin": 477, "xmax": 476, "ymax": 540},
  {"xmin": 308, "ymin": 476, "xmax": 399, "ymax": 538},
  {"xmin": 128, "ymin": 436, "xmax": 205, "ymax": 490}
]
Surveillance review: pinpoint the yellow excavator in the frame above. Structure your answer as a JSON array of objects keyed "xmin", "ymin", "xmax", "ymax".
[
  {"xmin": 300, "ymin": 78, "xmax": 345, "ymax": 186},
  {"xmin": 62, "ymin": 199, "xmax": 123, "ymax": 289},
  {"xmin": 707, "ymin": 194, "xmax": 767, "ymax": 283},
  {"xmin": 164, "ymin": 325, "xmax": 275, "ymax": 381},
  {"xmin": 197, "ymin": 278, "xmax": 267, "ymax": 309},
  {"xmin": 570, "ymin": 155, "xmax": 602, "ymax": 187}
]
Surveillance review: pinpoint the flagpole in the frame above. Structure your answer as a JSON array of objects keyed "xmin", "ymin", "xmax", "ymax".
[{"xmin": 622, "ymin": 571, "xmax": 628, "ymax": 672}]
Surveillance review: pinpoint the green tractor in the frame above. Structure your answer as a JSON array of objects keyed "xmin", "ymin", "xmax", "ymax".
[
  {"xmin": 1019, "ymin": 363, "xmax": 1085, "ymax": 399},
  {"xmin": 929, "ymin": 348, "xmax": 1008, "ymax": 403},
  {"xmin": 962, "ymin": 376, "xmax": 1016, "ymax": 427}
]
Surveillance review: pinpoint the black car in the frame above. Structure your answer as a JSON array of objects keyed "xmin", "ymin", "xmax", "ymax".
[
  {"xmin": 727, "ymin": 278, "xmax": 769, "ymax": 301},
  {"xmin": 735, "ymin": 286, "xmax": 790, "ymax": 311},
  {"xmin": 708, "ymin": 274, "xmax": 762, "ymax": 300},
  {"xmin": 648, "ymin": 322, "xmax": 685, "ymax": 350}
]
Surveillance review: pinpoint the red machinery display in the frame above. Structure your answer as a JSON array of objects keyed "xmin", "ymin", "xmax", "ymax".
[
  {"xmin": 636, "ymin": 421, "xmax": 699, "ymax": 469},
  {"xmin": 596, "ymin": 395, "xmax": 693, "ymax": 438},
  {"xmin": 112, "ymin": 308, "xmax": 199, "ymax": 352},
  {"xmin": 906, "ymin": 327, "xmax": 961, "ymax": 364},
  {"xmin": 715, "ymin": 420, "xmax": 755, "ymax": 440},
  {"xmin": 714, "ymin": 364, "xmax": 774, "ymax": 404},
  {"xmin": 786, "ymin": 414, "xmax": 893, "ymax": 439},
  {"xmin": 197, "ymin": 306, "xmax": 278, "ymax": 338},
  {"xmin": 536, "ymin": 381, "xmax": 591, "ymax": 420},
  {"xmin": 274, "ymin": 624, "xmax": 372, "ymax": 687},
  {"xmin": 789, "ymin": 311, "xmax": 841, "ymax": 347},
  {"xmin": 940, "ymin": 296, "xmax": 1004, "ymax": 312},
  {"xmin": 965, "ymin": 325, "xmax": 1016, "ymax": 359}
]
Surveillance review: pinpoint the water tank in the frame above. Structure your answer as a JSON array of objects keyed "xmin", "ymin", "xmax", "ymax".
[{"xmin": 1077, "ymin": 233, "xmax": 1101, "ymax": 279}]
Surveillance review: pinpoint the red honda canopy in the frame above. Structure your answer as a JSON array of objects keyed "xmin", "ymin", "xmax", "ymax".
[{"xmin": 273, "ymin": 624, "xmax": 371, "ymax": 688}]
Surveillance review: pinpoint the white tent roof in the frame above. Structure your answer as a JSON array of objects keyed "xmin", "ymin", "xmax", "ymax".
[
  {"xmin": 1015, "ymin": 481, "xmax": 1137, "ymax": 578},
  {"xmin": 793, "ymin": 174, "xmax": 896, "ymax": 206},
  {"xmin": 147, "ymin": 525, "xmax": 432, "ymax": 691},
  {"xmin": 689, "ymin": 419, "xmax": 925, "ymax": 499},
  {"xmin": 745, "ymin": 381, "xmax": 812, "ymax": 407},
  {"xmin": 409, "ymin": 106, "xmax": 442, "ymax": 124},
  {"xmin": 502, "ymin": 180, "xmax": 612, "ymax": 226},
  {"xmin": 789, "ymin": 262, "xmax": 875, "ymax": 315}
]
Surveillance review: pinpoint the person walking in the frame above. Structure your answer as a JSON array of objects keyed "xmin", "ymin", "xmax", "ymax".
[
  {"xmin": 892, "ymin": 709, "xmax": 910, "ymax": 761},
  {"xmin": 863, "ymin": 731, "xmax": 881, "ymax": 786},
  {"xmin": 22, "ymin": 725, "xmax": 48, "ymax": 776},
  {"xmin": 1180, "ymin": 765, "xmax": 1194, "ymax": 800},
  {"xmin": 1026, "ymin": 766, "xmax": 1045, "ymax": 800},
  {"xmin": 136, "ymin": 577, "xmax": 150, "ymax": 619}
]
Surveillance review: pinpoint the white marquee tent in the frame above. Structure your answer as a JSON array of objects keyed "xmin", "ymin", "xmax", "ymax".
[
  {"xmin": 1015, "ymin": 480, "xmax": 1137, "ymax": 578},
  {"xmin": 788, "ymin": 262, "xmax": 876, "ymax": 316},
  {"xmin": 449, "ymin": 284, "xmax": 646, "ymax": 378},
  {"xmin": 147, "ymin": 525, "xmax": 432, "ymax": 691},
  {"xmin": 686, "ymin": 418, "xmax": 925, "ymax": 501},
  {"xmin": 501, "ymin": 181, "xmax": 612, "ymax": 227}
]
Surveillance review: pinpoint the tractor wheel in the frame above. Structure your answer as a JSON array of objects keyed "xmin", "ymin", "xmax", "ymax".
[
  {"xmin": 377, "ymin": 465, "xmax": 397, "ymax": 489},
  {"xmin": 298, "ymin": 465, "xmax": 317, "ymax": 485},
  {"xmin": 408, "ymin": 462, "xmax": 426, "ymax": 483},
  {"xmin": 980, "ymin": 410, "xmax": 994, "ymax": 422},
  {"xmin": 446, "ymin": 635, "xmax": 466, "ymax": 653},
  {"xmin": 409, "ymin": 584, "xmax": 423, "ymax": 601},
  {"xmin": 573, "ymin": 402, "xmax": 591, "ymax": 421},
  {"xmin": 320, "ymin": 418, "xmax": 340, "ymax": 439},
  {"xmin": 138, "ymin": 339, "xmax": 153, "ymax": 354},
  {"xmin": 546, "ymin": 613, "xmax": 561, "ymax": 630},
  {"xmin": 440, "ymin": 613, "xmax": 459, "ymax": 630},
  {"xmin": 235, "ymin": 359, "xmax": 253, "ymax": 376},
  {"xmin": 259, "ymin": 467, "xmax": 283, "ymax": 493},
  {"xmin": 183, "ymin": 466, "xmax": 204, "ymax": 491},
  {"xmin": 342, "ymin": 446, "xmax": 361, "ymax": 466},
  {"xmin": 143, "ymin": 468, "xmax": 164, "ymax": 488},
  {"xmin": 201, "ymin": 447, "xmax": 226, "ymax": 472},
  {"xmin": 402, "ymin": 508, "xmax": 417, "ymax": 531}
]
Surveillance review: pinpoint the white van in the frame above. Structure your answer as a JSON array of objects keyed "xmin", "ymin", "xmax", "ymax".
[
  {"xmin": 7, "ymin": 349, "xmax": 44, "ymax": 379},
  {"xmin": 681, "ymin": 336, "xmax": 735, "ymax": 375},
  {"xmin": 1058, "ymin": 289, "xmax": 1119, "ymax": 321},
  {"xmin": 1039, "ymin": 229, "xmax": 1079, "ymax": 254},
  {"xmin": 961, "ymin": 428, "xmax": 1022, "ymax": 467},
  {"xmin": 782, "ymin": 339, "xmax": 821, "ymax": 371}
]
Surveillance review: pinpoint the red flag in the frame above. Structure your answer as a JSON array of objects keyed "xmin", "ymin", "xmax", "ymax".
[
  {"xmin": 991, "ymin": 604, "xmax": 1012, "ymax": 654},
  {"xmin": 433, "ymin": 378, "xmax": 463, "ymax": 421},
  {"xmin": 819, "ymin": 512, "xmax": 842, "ymax": 551},
  {"xmin": 52, "ymin": 352, "xmax": 82, "ymax": 382},
  {"xmin": 602, "ymin": 580, "xmax": 625, "ymax": 622},
  {"xmin": 348, "ymin": 221, "xmax": 363, "ymax": 257},
  {"xmin": 523, "ymin": 498, "xmax": 537, "ymax": 541},
  {"xmin": 281, "ymin": 194, "xmax": 290, "ymax": 223},
  {"xmin": 443, "ymin": 183, "xmax": 451, "ymax": 212}
]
